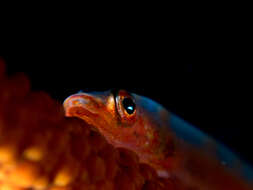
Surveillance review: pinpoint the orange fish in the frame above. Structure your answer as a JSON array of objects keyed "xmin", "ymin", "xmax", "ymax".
[{"xmin": 64, "ymin": 89, "xmax": 253, "ymax": 189}]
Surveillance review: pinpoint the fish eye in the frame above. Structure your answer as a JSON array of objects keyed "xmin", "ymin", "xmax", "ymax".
[
  {"xmin": 113, "ymin": 90, "xmax": 137, "ymax": 124},
  {"xmin": 122, "ymin": 97, "xmax": 136, "ymax": 115}
]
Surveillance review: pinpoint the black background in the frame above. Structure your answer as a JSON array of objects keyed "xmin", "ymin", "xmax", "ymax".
[{"xmin": 1, "ymin": 14, "xmax": 251, "ymax": 164}]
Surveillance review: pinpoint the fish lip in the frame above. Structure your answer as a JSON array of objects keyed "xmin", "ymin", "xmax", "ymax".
[
  {"xmin": 64, "ymin": 95, "xmax": 89, "ymax": 108},
  {"xmin": 63, "ymin": 93, "xmax": 99, "ymax": 116}
]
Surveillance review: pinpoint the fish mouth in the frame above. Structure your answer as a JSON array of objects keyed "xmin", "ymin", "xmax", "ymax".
[
  {"xmin": 63, "ymin": 93, "xmax": 116, "ymax": 143},
  {"xmin": 63, "ymin": 93, "xmax": 101, "ymax": 124}
]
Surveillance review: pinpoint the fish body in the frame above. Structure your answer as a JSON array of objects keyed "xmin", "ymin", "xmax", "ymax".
[{"xmin": 64, "ymin": 90, "xmax": 253, "ymax": 189}]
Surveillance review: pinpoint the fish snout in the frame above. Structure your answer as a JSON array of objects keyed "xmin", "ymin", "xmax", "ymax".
[{"xmin": 63, "ymin": 93, "xmax": 100, "ymax": 117}]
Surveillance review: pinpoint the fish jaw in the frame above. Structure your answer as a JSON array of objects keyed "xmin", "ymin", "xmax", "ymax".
[{"xmin": 63, "ymin": 93, "xmax": 116, "ymax": 138}]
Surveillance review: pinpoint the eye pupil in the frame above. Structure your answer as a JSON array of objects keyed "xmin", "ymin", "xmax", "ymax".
[{"xmin": 122, "ymin": 97, "xmax": 136, "ymax": 114}]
